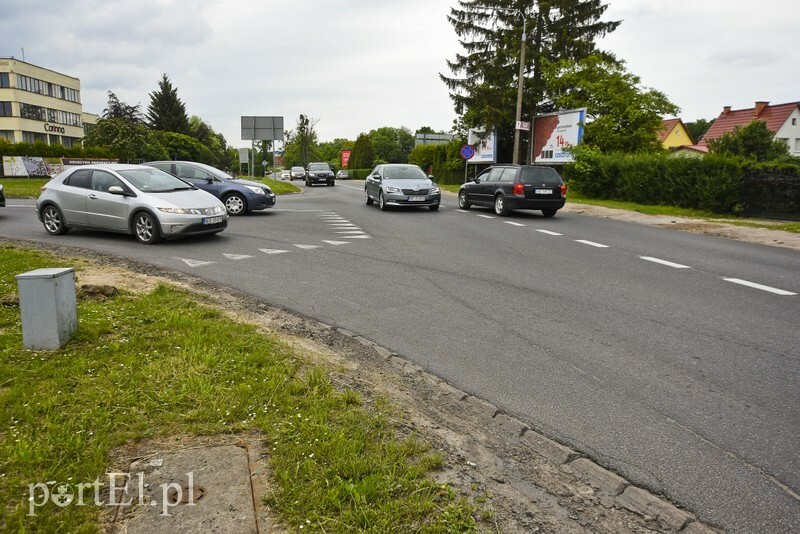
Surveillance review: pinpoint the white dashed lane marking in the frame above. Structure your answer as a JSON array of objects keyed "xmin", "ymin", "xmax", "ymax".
[
  {"xmin": 477, "ymin": 214, "xmax": 495, "ymax": 219},
  {"xmin": 322, "ymin": 240, "xmax": 350, "ymax": 245},
  {"xmin": 259, "ymin": 249, "xmax": 289, "ymax": 254},
  {"xmin": 294, "ymin": 244, "xmax": 320, "ymax": 250},
  {"xmin": 536, "ymin": 229, "xmax": 563, "ymax": 236},
  {"xmin": 341, "ymin": 235, "xmax": 371, "ymax": 239},
  {"xmin": 575, "ymin": 240, "xmax": 609, "ymax": 248},
  {"xmin": 176, "ymin": 258, "xmax": 216, "ymax": 267},
  {"xmin": 503, "ymin": 221, "xmax": 526, "ymax": 227},
  {"xmin": 223, "ymin": 253, "xmax": 253, "ymax": 260},
  {"xmin": 640, "ymin": 256, "xmax": 691, "ymax": 269},
  {"xmin": 723, "ymin": 278, "xmax": 797, "ymax": 296}
]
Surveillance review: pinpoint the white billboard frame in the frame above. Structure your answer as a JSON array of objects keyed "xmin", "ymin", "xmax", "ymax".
[
  {"xmin": 531, "ymin": 107, "xmax": 586, "ymax": 165},
  {"xmin": 466, "ymin": 127, "xmax": 497, "ymax": 164}
]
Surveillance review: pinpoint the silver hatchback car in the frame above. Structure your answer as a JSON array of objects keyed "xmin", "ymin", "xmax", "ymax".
[{"xmin": 36, "ymin": 164, "xmax": 228, "ymax": 244}]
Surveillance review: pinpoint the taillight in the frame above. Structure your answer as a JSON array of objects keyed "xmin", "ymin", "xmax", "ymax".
[
  {"xmin": 512, "ymin": 183, "xmax": 525, "ymax": 195},
  {"xmin": 560, "ymin": 184, "xmax": 567, "ymax": 196}
]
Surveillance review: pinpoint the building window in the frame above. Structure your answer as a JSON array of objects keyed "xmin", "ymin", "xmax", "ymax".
[
  {"xmin": 0, "ymin": 102, "xmax": 12, "ymax": 117},
  {"xmin": 62, "ymin": 136, "xmax": 78, "ymax": 148},
  {"xmin": 22, "ymin": 131, "xmax": 47, "ymax": 144},
  {"xmin": 0, "ymin": 130, "xmax": 14, "ymax": 142},
  {"xmin": 0, "ymin": 73, "xmax": 9, "ymax": 88},
  {"xmin": 795, "ymin": 139, "xmax": 800, "ymax": 152},
  {"xmin": 793, "ymin": 118, "xmax": 797, "ymax": 126},
  {"xmin": 19, "ymin": 103, "xmax": 45, "ymax": 121}
]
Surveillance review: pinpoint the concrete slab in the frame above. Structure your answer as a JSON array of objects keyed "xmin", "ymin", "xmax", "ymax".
[{"xmin": 117, "ymin": 445, "xmax": 257, "ymax": 533}]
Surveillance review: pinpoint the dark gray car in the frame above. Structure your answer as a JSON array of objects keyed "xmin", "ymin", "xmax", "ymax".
[
  {"xmin": 459, "ymin": 164, "xmax": 566, "ymax": 217},
  {"xmin": 364, "ymin": 164, "xmax": 440, "ymax": 211}
]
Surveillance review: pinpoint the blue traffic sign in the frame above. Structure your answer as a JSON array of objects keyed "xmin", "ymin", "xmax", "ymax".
[{"xmin": 459, "ymin": 144, "xmax": 475, "ymax": 160}]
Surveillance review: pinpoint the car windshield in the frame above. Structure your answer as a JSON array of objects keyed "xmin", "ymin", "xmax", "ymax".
[
  {"xmin": 118, "ymin": 168, "xmax": 195, "ymax": 192},
  {"xmin": 189, "ymin": 162, "xmax": 234, "ymax": 180},
  {"xmin": 291, "ymin": 167, "xmax": 304, "ymax": 172},
  {"xmin": 383, "ymin": 166, "xmax": 427, "ymax": 180},
  {"xmin": 309, "ymin": 164, "xmax": 329, "ymax": 171}
]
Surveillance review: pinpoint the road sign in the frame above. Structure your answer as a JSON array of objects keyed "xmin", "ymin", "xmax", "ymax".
[
  {"xmin": 261, "ymin": 159, "xmax": 267, "ymax": 167},
  {"xmin": 459, "ymin": 144, "xmax": 475, "ymax": 160},
  {"xmin": 238, "ymin": 148, "xmax": 249, "ymax": 164},
  {"xmin": 241, "ymin": 116, "xmax": 284, "ymax": 141},
  {"xmin": 515, "ymin": 121, "xmax": 531, "ymax": 131}
]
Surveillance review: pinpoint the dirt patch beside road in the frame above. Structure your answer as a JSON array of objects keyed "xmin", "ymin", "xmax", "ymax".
[{"xmin": 561, "ymin": 203, "xmax": 800, "ymax": 250}]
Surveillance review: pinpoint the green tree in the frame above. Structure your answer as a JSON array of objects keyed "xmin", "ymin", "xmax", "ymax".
[
  {"xmin": 707, "ymin": 120, "xmax": 789, "ymax": 162},
  {"xmin": 442, "ymin": 0, "xmax": 620, "ymax": 161},
  {"xmin": 146, "ymin": 74, "xmax": 190, "ymax": 135},
  {"xmin": 102, "ymin": 91, "xmax": 143, "ymax": 124},
  {"xmin": 686, "ymin": 118, "xmax": 715, "ymax": 143},
  {"xmin": 282, "ymin": 114, "xmax": 319, "ymax": 167},
  {"xmin": 84, "ymin": 118, "xmax": 166, "ymax": 162},
  {"xmin": 188, "ymin": 115, "xmax": 235, "ymax": 169},
  {"xmin": 546, "ymin": 54, "xmax": 678, "ymax": 153},
  {"xmin": 318, "ymin": 138, "xmax": 354, "ymax": 168},
  {"xmin": 349, "ymin": 133, "xmax": 375, "ymax": 169},
  {"xmin": 368, "ymin": 127, "xmax": 415, "ymax": 163},
  {"xmin": 150, "ymin": 131, "xmax": 215, "ymax": 163}
]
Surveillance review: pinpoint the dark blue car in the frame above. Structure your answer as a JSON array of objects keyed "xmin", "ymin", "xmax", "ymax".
[{"xmin": 143, "ymin": 161, "xmax": 276, "ymax": 216}]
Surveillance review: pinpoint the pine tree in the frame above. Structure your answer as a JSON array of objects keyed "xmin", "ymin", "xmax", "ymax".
[
  {"xmin": 441, "ymin": 0, "xmax": 620, "ymax": 161},
  {"xmin": 146, "ymin": 74, "xmax": 190, "ymax": 135},
  {"xmin": 102, "ymin": 91, "xmax": 143, "ymax": 124}
]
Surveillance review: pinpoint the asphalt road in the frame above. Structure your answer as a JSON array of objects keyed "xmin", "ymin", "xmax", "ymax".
[{"xmin": 2, "ymin": 181, "xmax": 799, "ymax": 532}]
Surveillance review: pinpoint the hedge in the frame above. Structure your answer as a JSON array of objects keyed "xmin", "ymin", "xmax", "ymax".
[{"xmin": 564, "ymin": 152, "xmax": 800, "ymax": 218}]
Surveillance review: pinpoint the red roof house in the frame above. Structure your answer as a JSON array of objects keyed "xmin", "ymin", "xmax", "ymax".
[{"xmin": 700, "ymin": 101, "xmax": 800, "ymax": 156}]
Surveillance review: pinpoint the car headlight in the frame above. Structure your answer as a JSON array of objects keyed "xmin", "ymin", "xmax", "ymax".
[
  {"xmin": 211, "ymin": 205, "xmax": 225, "ymax": 214},
  {"xmin": 431, "ymin": 185, "xmax": 441, "ymax": 194},
  {"xmin": 245, "ymin": 185, "xmax": 266, "ymax": 195},
  {"xmin": 385, "ymin": 186, "xmax": 402, "ymax": 194},
  {"xmin": 158, "ymin": 207, "xmax": 201, "ymax": 215}
]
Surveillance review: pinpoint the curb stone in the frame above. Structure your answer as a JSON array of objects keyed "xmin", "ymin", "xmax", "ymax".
[
  {"xmin": 521, "ymin": 431, "xmax": 579, "ymax": 466},
  {"xmin": 463, "ymin": 395, "xmax": 498, "ymax": 421},
  {"xmin": 680, "ymin": 521, "xmax": 720, "ymax": 533},
  {"xmin": 568, "ymin": 457, "xmax": 628, "ymax": 496},
  {"xmin": 616, "ymin": 486, "xmax": 692, "ymax": 531},
  {"xmin": 489, "ymin": 413, "xmax": 530, "ymax": 439}
]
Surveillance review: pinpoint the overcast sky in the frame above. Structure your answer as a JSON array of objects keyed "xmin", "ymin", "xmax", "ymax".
[{"xmin": 2, "ymin": 1, "xmax": 797, "ymax": 149}]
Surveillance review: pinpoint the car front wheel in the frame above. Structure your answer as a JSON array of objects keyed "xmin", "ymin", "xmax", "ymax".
[
  {"xmin": 494, "ymin": 195, "xmax": 509, "ymax": 216},
  {"xmin": 458, "ymin": 190, "xmax": 470, "ymax": 209},
  {"xmin": 429, "ymin": 204, "xmax": 439, "ymax": 211},
  {"xmin": 365, "ymin": 189, "xmax": 373, "ymax": 205},
  {"xmin": 379, "ymin": 191, "xmax": 388, "ymax": 211},
  {"xmin": 134, "ymin": 212, "xmax": 162, "ymax": 244},
  {"xmin": 224, "ymin": 194, "xmax": 247, "ymax": 216},
  {"xmin": 42, "ymin": 205, "xmax": 69, "ymax": 235}
]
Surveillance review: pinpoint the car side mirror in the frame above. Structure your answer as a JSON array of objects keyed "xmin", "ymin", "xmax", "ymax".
[
  {"xmin": 108, "ymin": 186, "xmax": 126, "ymax": 196},
  {"xmin": 204, "ymin": 177, "xmax": 214, "ymax": 183},
  {"xmin": 474, "ymin": 178, "xmax": 481, "ymax": 184},
  {"xmin": 428, "ymin": 175, "xmax": 434, "ymax": 179}
]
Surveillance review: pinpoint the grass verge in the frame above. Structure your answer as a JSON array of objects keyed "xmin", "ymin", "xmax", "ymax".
[
  {"xmin": 256, "ymin": 177, "xmax": 302, "ymax": 195},
  {"xmin": 0, "ymin": 244, "xmax": 477, "ymax": 532},
  {"xmin": 0, "ymin": 178, "xmax": 49, "ymax": 198}
]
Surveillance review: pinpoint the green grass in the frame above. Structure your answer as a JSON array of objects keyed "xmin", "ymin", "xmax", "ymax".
[
  {"xmin": 0, "ymin": 245, "xmax": 477, "ymax": 532},
  {"xmin": 0, "ymin": 178, "xmax": 50, "ymax": 198},
  {"xmin": 255, "ymin": 177, "xmax": 302, "ymax": 195},
  {"xmin": 441, "ymin": 184, "xmax": 461, "ymax": 194}
]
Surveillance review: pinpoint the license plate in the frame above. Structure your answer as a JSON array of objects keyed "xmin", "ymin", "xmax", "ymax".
[
  {"xmin": 534, "ymin": 188, "xmax": 553, "ymax": 195},
  {"xmin": 408, "ymin": 196, "xmax": 426, "ymax": 202},
  {"xmin": 203, "ymin": 216, "xmax": 223, "ymax": 225}
]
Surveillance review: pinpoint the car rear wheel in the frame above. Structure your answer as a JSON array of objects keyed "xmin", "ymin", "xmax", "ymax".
[
  {"xmin": 379, "ymin": 191, "xmax": 388, "ymax": 211},
  {"xmin": 494, "ymin": 194, "xmax": 509, "ymax": 216},
  {"xmin": 458, "ymin": 190, "xmax": 471, "ymax": 209},
  {"xmin": 42, "ymin": 205, "xmax": 69, "ymax": 235},
  {"xmin": 224, "ymin": 193, "xmax": 247, "ymax": 216},
  {"xmin": 429, "ymin": 205, "xmax": 439, "ymax": 211},
  {"xmin": 134, "ymin": 212, "xmax": 162, "ymax": 244},
  {"xmin": 542, "ymin": 209, "xmax": 558, "ymax": 218},
  {"xmin": 365, "ymin": 189, "xmax": 373, "ymax": 205}
]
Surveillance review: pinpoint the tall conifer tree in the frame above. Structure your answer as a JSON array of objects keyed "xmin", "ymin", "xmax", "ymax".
[
  {"xmin": 146, "ymin": 74, "xmax": 190, "ymax": 135},
  {"xmin": 441, "ymin": 0, "xmax": 620, "ymax": 161}
]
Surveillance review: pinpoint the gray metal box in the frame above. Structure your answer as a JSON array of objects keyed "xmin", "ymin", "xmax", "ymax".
[{"xmin": 15, "ymin": 267, "xmax": 78, "ymax": 350}]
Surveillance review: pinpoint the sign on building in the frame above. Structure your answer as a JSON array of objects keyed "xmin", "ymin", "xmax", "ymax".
[{"xmin": 532, "ymin": 108, "xmax": 586, "ymax": 164}]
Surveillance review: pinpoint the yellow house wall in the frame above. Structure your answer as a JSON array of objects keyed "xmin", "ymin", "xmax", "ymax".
[{"xmin": 661, "ymin": 123, "xmax": 693, "ymax": 149}]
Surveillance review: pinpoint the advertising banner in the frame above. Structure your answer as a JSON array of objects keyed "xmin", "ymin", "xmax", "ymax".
[
  {"xmin": 532, "ymin": 108, "xmax": 586, "ymax": 164},
  {"xmin": 341, "ymin": 150, "xmax": 351, "ymax": 168},
  {"xmin": 466, "ymin": 127, "xmax": 497, "ymax": 164}
]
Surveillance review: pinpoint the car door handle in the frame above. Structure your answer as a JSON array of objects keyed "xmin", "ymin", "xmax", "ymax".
[{"xmin": 88, "ymin": 194, "xmax": 98, "ymax": 200}]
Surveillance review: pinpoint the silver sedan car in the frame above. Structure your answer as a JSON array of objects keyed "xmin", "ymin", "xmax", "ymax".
[
  {"xmin": 364, "ymin": 164, "xmax": 441, "ymax": 211},
  {"xmin": 36, "ymin": 164, "xmax": 228, "ymax": 244}
]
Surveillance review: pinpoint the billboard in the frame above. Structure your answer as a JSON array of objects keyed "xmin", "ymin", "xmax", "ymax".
[
  {"xmin": 241, "ymin": 116, "xmax": 284, "ymax": 141},
  {"xmin": 467, "ymin": 127, "xmax": 497, "ymax": 164},
  {"xmin": 532, "ymin": 108, "xmax": 586, "ymax": 164},
  {"xmin": 341, "ymin": 150, "xmax": 351, "ymax": 168}
]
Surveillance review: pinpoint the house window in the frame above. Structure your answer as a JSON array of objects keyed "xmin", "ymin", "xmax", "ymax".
[
  {"xmin": 0, "ymin": 102, "xmax": 12, "ymax": 116},
  {"xmin": 0, "ymin": 73, "xmax": 9, "ymax": 88},
  {"xmin": 0, "ymin": 130, "xmax": 14, "ymax": 142},
  {"xmin": 793, "ymin": 118, "xmax": 797, "ymax": 126},
  {"xmin": 795, "ymin": 139, "xmax": 800, "ymax": 152}
]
